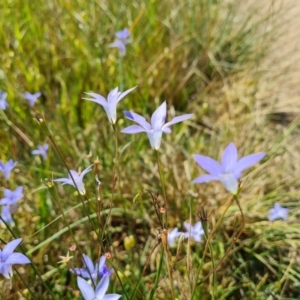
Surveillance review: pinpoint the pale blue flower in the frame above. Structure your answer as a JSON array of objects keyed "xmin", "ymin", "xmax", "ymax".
[
  {"xmin": 77, "ymin": 274, "xmax": 121, "ymax": 300},
  {"xmin": 109, "ymin": 28, "xmax": 131, "ymax": 56},
  {"xmin": 83, "ymin": 86, "xmax": 136, "ymax": 124},
  {"xmin": 121, "ymin": 101, "xmax": 193, "ymax": 150},
  {"xmin": 167, "ymin": 228, "xmax": 183, "ymax": 246},
  {"xmin": 0, "ymin": 187, "xmax": 23, "ymax": 225},
  {"xmin": 0, "ymin": 90, "xmax": 8, "ymax": 110},
  {"xmin": 71, "ymin": 254, "xmax": 112, "ymax": 285},
  {"xmin": 53, "ymin": 165, "xmax": 93, "ymax": 195},
  {"xmin": 193, "ymin": 143, "xmax": 265, "ymax": 195},
  {"xmin": 0, "ymin": 238, "xmax": 30, "ymax": 278},
  {"xmin": 1, "ymin": 205, "xmax": 14, "ymax": 225},
  {"xmin": 269, "ymin": 203, "xmax": 289, "ymax": 221},
  {"xmin": 0, "ymin": 187, "xmax": 23, "ymax": 206},
  {"xmin": 22, "ymin": 92, "xmax": 41, "ymax": 107},
  {"xmin": 0, "ymin": 159, "xmax": 18, "ymax": 180},
  {"xmin": 184, "ymin": 221, "xmax": 205, "ymax": 242},
  {"xmin": 32, "ymin": 143, "xmax": 49, "ymax": 160}
]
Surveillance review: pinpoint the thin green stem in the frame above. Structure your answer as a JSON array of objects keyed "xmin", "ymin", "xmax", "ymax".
[
  {"xmin": 118, "ymin": 55, "xmax": 124, "ymax": 91},
  {"xmin": 46, "ymin": 184, "xmax": 96, "ymax": 288},
  {"xmin": 206, "ymin": 234, "xmax": 216, "ymax": 300},
  {"xmin": 149, "ymin": 246, "xmax": 164, "ymax": 300},
  {"xmin": 162, "ymin": 230, "xmax": 175, "ymax": 300},
  {"xmin": 129, "ymin": 241, "xmax": 160, "ymax": 300},
  {"xmin": 36, "ymin": 117, "xmax": 100, "ymax": 242},
  {"xmin": 14, "ymin": 268, "xmax": 39, "ymax": 300},
  {"xmin": 187, "ymin": 198, "xmax": 192, "ymax": 293},
  {"xmin": 191, "ymin": 197, "xmax": 233, "ymax": 298},
  {"xmin": 195, "ymin": 194, "xmax": 245, "ymax": 287},
  {"xmin": 155, "ymin": 150, "xmax": 168, "ymax": 226},
  {"xmin": 101, "ymin": 124, "xmax": 119, "ymax": 249}
]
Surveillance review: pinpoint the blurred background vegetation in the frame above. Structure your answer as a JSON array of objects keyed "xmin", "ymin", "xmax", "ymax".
[{"xmin": 1, "ymin": 0, "xmax": 300, "ymax": 299}]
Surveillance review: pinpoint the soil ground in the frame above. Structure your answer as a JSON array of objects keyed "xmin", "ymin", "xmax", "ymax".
[{"xmin": 265, "ymin": 0, "xmax": 300, "ymax": 114}]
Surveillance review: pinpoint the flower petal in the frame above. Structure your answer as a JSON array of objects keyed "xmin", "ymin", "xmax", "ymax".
[
  {"xmin": 123, "ymin": 111, "xmax": 151, "ymax": 130},
  {"xmin": 221, "ymin": 143, "xmax": 238, "ymax": 173},
  {"xmin": 2, "ymin": 238, "xmax": 22, "ymax": 256},
  {"xmin": 151, "ymin": 102, "xmax": 167, "ymax": 130},
  {"xmin": 115, "ymin": 28, "xmax": 130, "ymax": 39},
  {"xmin": 1, "ymin": 205, "xmax": 13, "ymax": 225},
  {"xmin": 69, "ymin": 170, "xmax": 80, "ymax": 181},
  {"xmin": 167, "ymin": 228, "xmax": 183, "ymax": 246},
  {"xmin": 147, "ymin": 131, "xmax": 163, "ymax": 150},
  {"xmin": 121, "ymin": 125, "xmax": 147, "ymax": 134},
  {"xmin": 33, "ymin": 92, "xmax": 42, "ymax": 98},
  {"xmin": 102, "ymin": 294, "xmax": 122, "ymax": 300},
  {"xmin": 116, "ymin": 86, "xmax": 137, "ymax": 103},
  {"xmin": 77, "ymin": 277, "xmax": 95, "ymax": 300},
  {"xmin": 183, "ymin": 222, "xmax": 191, "ymax": 232},
  {"xmin": 70, "ymin": 268, "xmax": 90, "ymax": 278},
  {"xmin": 80, "ymin": 165, "xmax": 93, "ymax": 179},
  {"xmin": 193, "ymin": 155, "xmax": 222, "ymax": 176},
  {"xmin": 0, "ymin": 264, "xmax": 13, "ymax": 278},
  {"xmin": 83, "ymin": 93, "xmax": 108, "ymax": 107},
  {"xmin": 192, "ymin": 174, "xmax": 220, "ymax": 183},
  {"xmin": 0, "ymin": 198, "xmax": 11, "ymax": 205},
  {"xmin": 107, "ymin": 87, "xmax": 119, "ymax": 100},
  {"xmin": 53, "ymin": 178, "xmax": 73, "ymax": 186},
  {"xmin": 194, "ymin": 221, "xmax": 203, "ymax": 232},
  {"xmin": 82, "ymin": 254, "xmax": 95, "ymax": 274},
  {"xmin": 163, "ymin": 114, "xmax": 193, "ymax": 128},
  {"xmin": 98, "ymin": 256, "xmax": 106, "ymax": 271},
  {"xmin": 5, "ymin": 253, "xmax": 30, "ymax": 265},
  {"xmin": 192, "ymin": 174, "xmax": 219, "ymax": 184},
  {"xmin": 95, "ymin": 274, "xmax": 110, "ymax": 299},
  {"xmin": 219, "ymin": 175, "xmax": 239, "ymax": 194},
  {"xmin": 109, "ymin": 40, "xmax": 126, "ymax": 55},
  {"xmin": 234, "ymin": 152, "xmax": 265, "ymax": 178},
  {"xmin": 162, "ymin": 127, "xmax": 171, "ymax": 133}
]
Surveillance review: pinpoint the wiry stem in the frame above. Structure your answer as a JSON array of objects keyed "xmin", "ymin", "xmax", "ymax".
[
  {"xmin": 35, "ymin": 115, "xmax": 99, "ymax": 241},
  {"xmin": 149, "ymin": 246, "xmax": 164, "ymax": 300},
  {"xmin": 192, "ymin": 197, "xmax": 233, "ymax": 298},
  {"xmin": 155, "ymin": 150, "xmax": 168, "ymax": 226},
  {"xmin": 102, "ymin": 124, "xmax": 119, "ymax": 243},
  {"xmin": 161, "ymin": 229, "xmax": 175, "ymax": 300},
  {"xmin": 118, "ymin": 54, "xmax": 124, "ymax": 91},
  {"xmin": 196, "ymin": 194, "xmax": 245, "ymax": 286},
  {"xmin": 129, "ymin": 241, "xmax": 161, "ymax": 300}
]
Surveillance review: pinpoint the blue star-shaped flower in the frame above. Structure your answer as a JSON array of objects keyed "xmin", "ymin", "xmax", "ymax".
[
  {"xmin": 0, "ymin": 187, "xmax": 23, "ymax": 225},
  {"xmin": 53, "ymin": 165, "xmax": 93, "ymax": 195},
  {"xmin": 269, "ymin": 203, "xmax": 289, "ymax": 221},
  {"xmin": 32, "ymin": 143, "xmax": 49, "ymax": 160},
  {"xmin": 109, "ymin": 28, "xmax": 131, "ymax": 56},
  {"xmin": 0, "ymin": 187, "xmax": 23, "ymax": 206},
  {"xmin": 121, "ymin": 101, "xmax": 193, "ymax": 150},
  {"xmin": 21, "ymin": 92, "xmax": 41, "ymax": 107},
  {"xmin": 183, "ymin": 221, "xmax": 205, "ymax": 243},
  {"xmin": 71, "ymin": 254, "xmax": 112, "ymax": 285},
  {"xmin": 167, "ymin": 227, "xmax": 183, "ymax": 246},
  {"xmin": 83, "ymin": 86, "xmax": 136, "ymax": 124},
  {"xmin": 0, "ymin": 159, "xmax": 18, "ymax": 180},
  {"xmin": 0, "ymin": 238, "xmax": 30, "ymax": 278},
  {"xmin": 77, "ymin": 274, "xmax": 121, "ymax": 300},
  {"xmin": 193, "ymin": 143, "xmax": 265, "ymax": 194}
]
